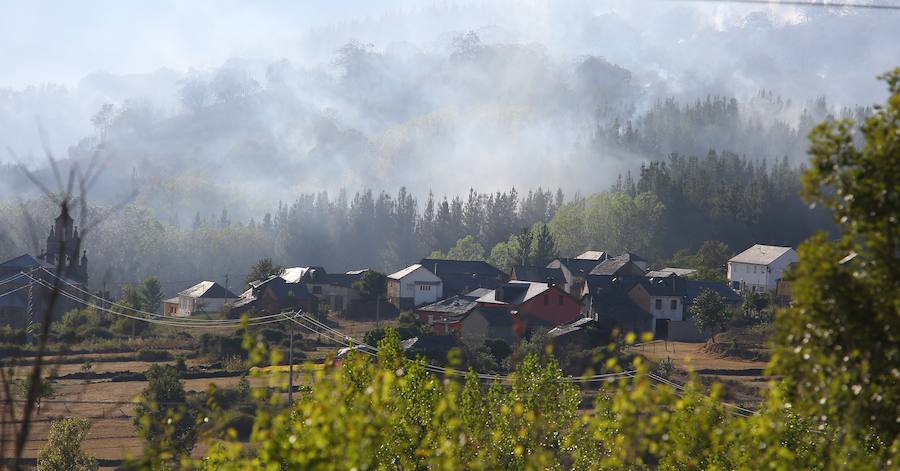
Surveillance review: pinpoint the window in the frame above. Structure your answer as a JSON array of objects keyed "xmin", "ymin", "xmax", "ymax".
[
  {"xmin": 670, "ymin": 299, "xmax": 678, "ymax": 310},
  {"xmin": 419, "ymin": 285, "xmax": 431, "ymax": 291},
  {"xmin": 544, "ymin": 294, "xmax": 549, "ymax": 305},
  {"xmin": 558, "ymin": 295, "xmax": 564, "ymax": 305},
  {"xmin": 655, "ymin": 299, "xmax": 662, "ymax": 310},
  {"xmin": 312, "ymin": 285, "xmax": 322, "ymax": 294}
]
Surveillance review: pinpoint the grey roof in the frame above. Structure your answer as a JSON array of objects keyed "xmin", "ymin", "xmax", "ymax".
[
  {"xmin": 476, "ymin": 281, "xmax": 551, "ymax": 305},
  {"xmin": 657, "ymin": 267, "xmax": 698, "ymax": 277},
  {"xmin": 589, "ymin": 258, "xmax": 646, "ymax": 276},
  {"xmin": 464, "ymin": 288, "xmax": 493, "ymax": 299},
  {"xmin": 575, "ymin": 250, "xmax": 607, "ymax": 261},
  {"xmin": 729, "ymin": 245, "xmax": 794, "ymax": 265},
  {"xmin": 617, "ymin": 251, "xmax": 647, "ymax": 262},
  {"xmin": 547, "ymin": 317, "xmax": 594, "ymax": 338},
  {"xmin": 419, "ymin": 258, "xmax": 507, "ymax": 295},
  {"xmin": 511, "ymin": 266, "xmax": 565, "ymax": 284},
  {"xmin": 685, "ymin": 280, "xmax": 742, "ymax": 304},
  {"xmin": 388, "ymin": 264, "xmax": 427, "ymax": 280},
  {"xmin": 547, "ymin": 257, "xmax": 604, "ymax": 277},
  {"xmin": 416, "ymin": 295, "xmax": 478, "ymax": 316},
  {"xmin": 178, "ymin": 281, "xmax": 237, "ymax": 299}
]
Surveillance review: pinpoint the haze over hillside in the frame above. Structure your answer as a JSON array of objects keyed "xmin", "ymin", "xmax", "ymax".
[{"xmin": 1, "ymin": 0, "xmax": 896, "ymax": 223}]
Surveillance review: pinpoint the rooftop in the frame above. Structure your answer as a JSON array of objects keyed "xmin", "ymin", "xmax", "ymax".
[
  {"xmin": 178, "ymin": 281, "xmax": 237, "ymax": 299},
  {"xmin": 729, "ymin": 244, "xmax": 794, "ymax": 265},
  {"xmin": 388, "ymin": 264, "xmax": 425, "ymax": 280}
]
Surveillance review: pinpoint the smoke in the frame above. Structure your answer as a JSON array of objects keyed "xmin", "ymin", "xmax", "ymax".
[{"xmin": 0, "ymin": 0, "xmax": 897, "ymax": 222}]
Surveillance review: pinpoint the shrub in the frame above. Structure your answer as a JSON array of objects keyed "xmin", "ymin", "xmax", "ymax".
[
  {"xmin": 37, "ymin": 417, "xmax": 98, "ymax": 471},
  {"xmin": 81, "ymin": 326, "xmax": 114, "ymax": 340},
  {"xmin": 136, "ymin": 349, "xmax": 174, "ymax": 362}
]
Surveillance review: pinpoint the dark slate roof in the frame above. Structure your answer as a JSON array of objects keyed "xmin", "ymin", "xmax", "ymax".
[
  {"xmin": 617, "ymin": 251, "xmax": 647, "ymax": 262},
  {"xmin": 584, "ymin": 274, "xmax": 644, "ymax": 297},
  {"xmin": 267, "ymin": 280, "xmax": 317, "ymax": 302},
  {"xmin": 549, "ymin": 257, "xmax": 604, "ymax": 277},
  {"xmin": 416, "ymin": 295, "xmax": 478, "ymax": 316},
  {"xmin": 476, "ymin": 306, "xmax": 516, "ymax": 327},
  {"xmin": 511, "ymin": 266, "xmax": 565, "ymax": 285},
  {"xmin": 321, "ymin": 270, "xmax": 367, "ymax": 288},
  {"xmin": 589, "ymin": 258, "xmax": 645, "ymax": 276},
  {"xmin": 419, "ymin": 258, "xmax": 507, "ymax": 294},
  {"xmin": 685, "ymin": 280, "xmax": 742, "ymax": 304},
  {"xmin": 637, "ymin": 276, "xmax": 687, "ymax": 297},
  {"xmin": 0, "ymin": 254, "xmax": 48, "ymax": 270}
]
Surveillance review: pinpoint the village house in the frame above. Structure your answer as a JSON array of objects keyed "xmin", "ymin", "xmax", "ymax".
[
  {"xmin": 727, "ymin": 244, "xmax": 797, "ymax": 293},
  {"xmin": 545, "ymin": 251, "xmax": 608, "ymax": 298},
  {"xmin": 175, "ymin": 281, "xmax": 238, "ymax": 317},
  {"xmin": 414, "ymin": 288, "xmax": 491, "ymax": 335},
  {"xmin": 460, "ymin": 280, "xmax": 583, "ymax": 343},
  {"xmin": 583, "ymin": 271, "xmax": 739, "ymax": 341},
  {"xmin": 280, "ymin": 266, "xmax": 369, "ymax": 315},
  {"xmin": 418, "ymin": 258, "xmax": 507, "ymax": 297},
  {"xmin": 387, "ymin": 264, "xmax": 443, "ymax": 310},
  {"xmin": 231, "ymin": 275, "xmax": 318, "ymax": 315}
]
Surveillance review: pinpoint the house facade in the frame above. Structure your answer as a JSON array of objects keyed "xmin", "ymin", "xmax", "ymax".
[
  {"xmin": 387, "ymin": 264, "xmax": 443, "ymax": 310},
  {"xmin": 176, "ymin": 281, "xmax": 238, "ymax": 317},
  {"xmin": 727, "ymin": 244, "xmax": 797, "ymax": 292}
]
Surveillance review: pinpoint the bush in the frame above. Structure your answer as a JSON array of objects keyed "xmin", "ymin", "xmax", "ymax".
[
  {"xmin": 222, "ymin": 413, "xmax": 255, "ymax": 441},
  {"xmin": 38, "ymin": 417, "xmax": 98, "ymax": 471},
  {"xmin": 81, "ymin": 326, "xmax": 114, "ymax": 340},
  {"xmin": 0, "ymin": 325, "xmax": 26, "ymax": 343},
  {"xmin": 136, "ymin": 349, "xmax": 174, "ymax": 362}
]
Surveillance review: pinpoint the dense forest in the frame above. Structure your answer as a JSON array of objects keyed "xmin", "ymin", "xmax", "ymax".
[{"xmin": 0, "ymin": 149, "xmax": 831, "ymax": 296}]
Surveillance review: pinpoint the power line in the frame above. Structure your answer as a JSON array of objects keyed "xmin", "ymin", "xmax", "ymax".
[{"xmin": 662, "ymin": 0, "xmax": 900, "ymax": 10}]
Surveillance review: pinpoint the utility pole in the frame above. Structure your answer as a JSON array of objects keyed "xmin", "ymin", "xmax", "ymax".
[
  {"xmin": 25, "ymin": 273, "xmax": 34, "ymax": 344},
  {"xmin": 224, "ymin": 273, "xmax": 230, "ymax": 292},
  {"xmin": 288, "ymin": 314, "xmax": 294, "ymax": 406}
]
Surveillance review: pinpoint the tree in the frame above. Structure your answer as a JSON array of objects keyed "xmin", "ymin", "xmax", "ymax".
[
  {"xmin": 446, "ymin": 235, "xmax": 485, "ymax": 261},
  {"xmin": 246, "ymin": 258, "xmax": 281, "ymax": 286},
  {"xmin": 353, "ymin": 270, "xmax": 387, "ymax": 300},
  {"xmin": 139, "ymin": 277, "xmax": 164, "ymax": 314},
  {"xmin": 514, "ymin": 227, "xmax": 533, "ymax": 266},
  {"xmin": 771, "ymin": 68, "xmax": 900, "ymax": 451},
  {"xmin": 690, "ymin": 289, "xmax": 729, "ymax": 343},
  {"xmin": 531, "ymin": 224, "xmax": 558, "ymax": 267},
  {"xmin": 134, "ymin": 365, "xmax": 197, "ymax": 461},
  {"xmin": 37, "ymin": 418, "xmax": 98, "ymax": 471}
]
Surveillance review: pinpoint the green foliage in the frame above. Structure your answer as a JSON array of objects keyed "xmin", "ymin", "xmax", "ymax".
[
  {"xmin": 246, "ymin": 257, "xmax": 281, "ymax": 286},
  {"xmin": 37, "ymin": 417, "xmax": 98, "ymax": 471},
  {"xmin": 549, "ymin": 191, "xmax": 665, "ymax": 257},
  {"xmin": 16, "ymin": 375, "xmax": 54, "ymax": 401},
  {"xmin": 352, "ymin": 270, "xmax": 387, "ymax": 300},
  {"xmin": 690, "ymin": 289, "xmax": 730, "ymax": 342},
  {"xmin": 531, "ymin": 223, "xmax": 558, "ymax": 267},
  {"xmin": 666, "ymin": 240, "xmax": 731, "ymax": 281},
  {"xmin": 770, "ymin": 68, "xmax": 900, "ymax": 458},
  {"xmin": 134, "ymin": 364, "xmax": 198, "ymax": 463},
  {"xmin": 139, "ymin": 276, "xmax": 165, "ymax": 314},
  {"xmin": 445, "ymin": 235, "xmax": 486, "ymax": 261}
]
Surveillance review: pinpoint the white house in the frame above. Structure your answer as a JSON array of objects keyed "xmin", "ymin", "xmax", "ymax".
[
  {"xmin": 727, "ymin": 244, "xmax": 797, "ymax": 293},
  {"xmin": 387, "ymin": 264, "xmax": 443, "ymax": 309},
  {"xmin": 176, "ymin": 281, "xmax": 238, "ymax": 317}
]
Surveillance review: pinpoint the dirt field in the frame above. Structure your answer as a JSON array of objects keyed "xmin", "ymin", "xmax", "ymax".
[
  {"xmin": 2, "ymin": 317, "xmax": 389, "ymax": 467},
  {"xmin": 628, "ymin": 340, "xmax": 772, "ymax": 405}
]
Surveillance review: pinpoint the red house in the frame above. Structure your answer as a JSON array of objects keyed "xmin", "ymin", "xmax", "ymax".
[{"xmin": 467, "ymin": 281, "xmax": 583, "ymax": 341}]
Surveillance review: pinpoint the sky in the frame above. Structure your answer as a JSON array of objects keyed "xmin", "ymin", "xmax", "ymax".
[{"xmin": 0, "ymin": 0, "xmax": 815, "ymax": 89}]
